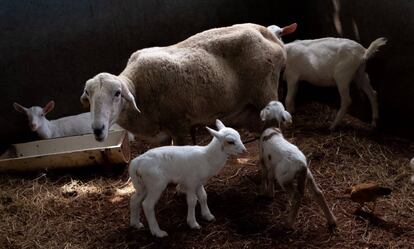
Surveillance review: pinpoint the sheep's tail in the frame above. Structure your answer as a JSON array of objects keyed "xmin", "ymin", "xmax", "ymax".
[{"xmin": 363, "ymin": 37, "xmax": 387, "ymax": 60}]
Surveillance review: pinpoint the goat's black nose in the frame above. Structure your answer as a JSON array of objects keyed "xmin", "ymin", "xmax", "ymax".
[{"xmin": 93, "ymin": 124, "xmax": 105, "ymax": 136}]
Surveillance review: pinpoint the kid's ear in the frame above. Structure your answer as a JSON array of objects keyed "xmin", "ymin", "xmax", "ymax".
[
  {"xmin": 206, "ymin": 126, "xmax": 222, "ymax": 140},
  {"xmin": 215, "ymin": 119, "xmax": 226, "ymax": 130},
  {"xmin": 13, "ymin": 102, "xmax": 28, "ymax": 114},
  {"xmin": 43, "ymin": 100, "xmax": 55, "ymax": 114}
]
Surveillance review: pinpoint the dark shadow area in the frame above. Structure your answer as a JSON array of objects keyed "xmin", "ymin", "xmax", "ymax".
[{"xmin": 0, "ymin": 0, "xmax": 306, "ymax": 146}]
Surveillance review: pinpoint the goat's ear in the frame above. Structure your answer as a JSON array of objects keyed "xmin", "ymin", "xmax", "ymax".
[
  {"xmin": 282, "ymin": 23, "xmax": 297, "ymax": 36},
  {"xmin": 121, "ymin": 81, "xmax": 141, "ymax": 113},
  {"xmin": 80, "ymin": 89, "xmax": 90, "ymax": 108},
  {"xmin": 206, "ymin": 126, "xmax": 222, "ymax": 140},
  {"xmin": 43, "ymin": 100, "xmax": 55, "ymax": 114},
  {"xmin": 216, "ymin": 119, "xmax": 226, "ymax": 130},
  {"xmin": 13, "ymin": 102, "xmax": 27, "ymax": 114}
]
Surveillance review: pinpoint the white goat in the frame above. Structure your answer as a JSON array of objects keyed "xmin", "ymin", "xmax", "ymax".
[
  {"xmin": 260, "ymin": 100, "xmax": 292, "ymax": 127},
  {"xmin": 259, "ymin": 127, "xmax": 337, "ymax": 229},
  {"xmin": 129, "ymin": 120, "xmax": 246, "ymax": 237},
  {"xmin": 268, "ymin": 25, "xmax": 386, "ymax": 130},
  {"xmin": 13, "ymin": 101, "xmax": 134, "ymax": 140},
  {"xmin": 410, "ymin": 158, "xmax": 414, "ymax": 184}
]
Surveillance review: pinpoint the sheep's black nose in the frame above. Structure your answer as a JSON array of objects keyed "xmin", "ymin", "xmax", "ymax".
[{"xmin": 93, "ymin": 124, "xmax": 105, "ymax": 136}]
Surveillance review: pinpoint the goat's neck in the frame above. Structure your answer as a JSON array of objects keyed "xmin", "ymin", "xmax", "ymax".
[
  {"xmin": 37, "ymin": 119, "xmax": 53, "ymax": 139},
  {"xmin": 205, "ymin": 138, "xmax": 228, "ymax": 173}
]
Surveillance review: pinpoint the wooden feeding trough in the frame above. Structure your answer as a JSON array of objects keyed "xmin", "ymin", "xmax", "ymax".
[{"xmin": 0, "ymin": 130, "xmax": 130, "ymax": 172}]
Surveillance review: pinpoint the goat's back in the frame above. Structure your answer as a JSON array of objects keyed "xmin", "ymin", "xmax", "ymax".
[
  {"xmin": 260, "ymin": 128, "xmax": 307, "ymax": 182},
  {"xmin": 285, "ymin": 38, "xmax": 366, "ymax": 86},
  {"xmin": 52, "ymin": 112, "xmax": 92, "ymax": 137}
]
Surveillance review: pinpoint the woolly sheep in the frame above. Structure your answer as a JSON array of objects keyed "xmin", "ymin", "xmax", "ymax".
[
  {"xmin": 259, "ymin": 127, "xmax": 337, "ymax": 229},
  {"xmin": 267, "ymin": 25, "xmax": 386, "ymax": 130},
  {"xmin": 128, "ymin": 120, "xmax": 246, "ymax": 237},
  {"xmin": 80, "ymin": 23, "xmax": 296, "ymax": 144},
  {"xmin": 14, "ymin": 100, "xmax": 134, "ymax": 140}
]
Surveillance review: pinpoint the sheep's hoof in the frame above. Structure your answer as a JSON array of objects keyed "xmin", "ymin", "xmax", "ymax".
[
  {"xmin": 130, "ymin": 221, "xmax": 144, "ymax": 229},
  {"xmin": 152, "ymin": 230, "xmax": 168, "ymax": 238},
  {"xmin": 203, "ymin": 213, "xmax": 215, "ymax": 222}
]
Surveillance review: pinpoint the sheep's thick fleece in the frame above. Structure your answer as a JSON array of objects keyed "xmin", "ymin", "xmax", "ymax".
[{"xmin": 117, "ymin": 23, "xmax": 285, "ymax": 142}]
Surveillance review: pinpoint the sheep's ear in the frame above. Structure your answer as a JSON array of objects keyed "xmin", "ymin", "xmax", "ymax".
[
  {"xmin": 13, "ymin": 102, "xmax": 28, "ymax": 114},
  {"xmin": 282, "ymin": 23, "xmax": 297, "ymax": 36},
  {"xmin": 43, "ymin": 100, "xmax": 55, "ymax": 114},
  {"xmin": 121, "ymin": 82, "xmax": 141, "ymax": 113},
  {"xmin": 206, "ymin": 126, "xmax": 222, "ymax": 140},
  {"xmin": 216, "ymin": 119, "xmax": 226, "ymax": 130},
  {"xmin": 80, "ymin": 91, "xmax": 89, "ymax": 108}
]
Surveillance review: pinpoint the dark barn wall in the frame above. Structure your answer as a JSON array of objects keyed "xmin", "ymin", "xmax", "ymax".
[
  {"xmin": 300, "ymin": 0, "xmax": 414, "ymax": 137},
  {"xmin": 0, "ymin": 0, "xmax": 305, "ymax": 147},
  {"xmin": 3, "ymin": 0, "xmax": 412, "ymax": 148}
]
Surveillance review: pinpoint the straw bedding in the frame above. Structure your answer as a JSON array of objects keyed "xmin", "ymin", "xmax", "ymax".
[{"xmin": 1, "ymin": 102, "xmax": 413, "ymax": 249}]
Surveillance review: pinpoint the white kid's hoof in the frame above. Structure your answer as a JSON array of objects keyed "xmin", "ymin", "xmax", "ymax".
[
  {"xmin": 203, "ymin": 213, "xmax": 215, "ymax": 221},
  {"xmin": 189, "ymin": 222, "xmax": 201, "ymax": 230},
  {"xmin": 152, "ymin": 230, "xmax": 168, "ymax": 238},
  {"xmin": 130, "ymin": 221, "xmax": 144, "ymax": 229}
]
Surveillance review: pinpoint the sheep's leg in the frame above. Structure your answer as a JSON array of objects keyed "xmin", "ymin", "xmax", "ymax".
[
  {"xmin": 142, "ymin": 184, "xmax": 168, "ymax": 238},
  {"xmin": 172, "ymin": 135, "xmax": 186, "ymax": 146},
  {"xmin": 330, "ymin": 77, "xmax": 352, "ymax": 130},
  {"xmin": 356, "ymin": 72, "xmax": 379, "ymax": 128},
  {"xmin": 286, "ymin": 167, "xmax": 307, "ymax": 228},
  {"xmin": 190, "ymin": 126, "xmax": 197, "ymax": 145},
  {"xmin": 170, "ymin": 125, "xmax": 190, "ymax": 145},
  {"xmin": 130, "ymin": 190, "xmax": 146, "ymax": 229},
  {"xmin": 186, "ymin": 190, "xmax": 201, "ymax": 229},
  {"xmin": 196, "ymin": 185, "xmax": 215, "ymax": 221},
  {"xmin": 306, "ymin": 171, "xmax": 337, "ymax": 229},
  {"xmin": 285, "ymin": 75, "xmax": 300, "ymax": 114}
]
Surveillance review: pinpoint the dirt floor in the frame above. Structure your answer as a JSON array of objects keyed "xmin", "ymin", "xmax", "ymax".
[{"xmin": 1, "ymin": 102, "xmax": 413, "ymax": 249}]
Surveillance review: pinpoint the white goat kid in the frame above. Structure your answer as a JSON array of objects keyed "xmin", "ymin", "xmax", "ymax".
[
  {"xmin": 268, "ymin": 25, "xmax": 386, "ymax": 130},
  {"xmin": 14, "ymin": 101, "xmax": 133, "ymax": 140},
  {"xmin": 14, "ymin": 101, "xmax": 92, "ymax": 139},
  {"xmin": 259, "ymin": 127, "xmax": 337, "ymax": 229},
  {"xmin": 260, "ymin": 101, "xmax": 292, "ymax": 127},
  {"xmin": 129, "ymin": 120, "xmax": 246, "ymax": 238}
]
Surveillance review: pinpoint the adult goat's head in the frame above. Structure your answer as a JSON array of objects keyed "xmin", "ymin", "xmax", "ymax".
[{"xmin": 81, "ymin": 72, "xmax": 140, "ymax": 142}]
